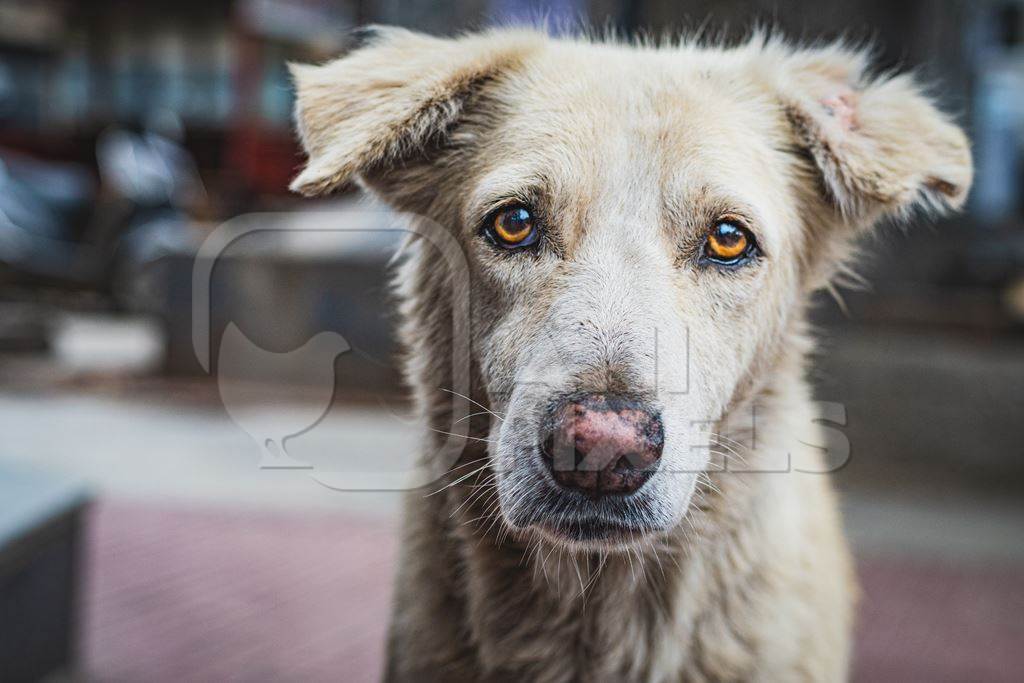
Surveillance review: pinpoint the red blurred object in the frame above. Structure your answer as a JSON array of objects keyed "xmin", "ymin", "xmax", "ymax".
[
  {"xmin": 80, "ymin": 500, "xmax": 1024, "ymax": 682},
  {"xmin": 224, "ymin": 123, "xmax": 303, "ymax": 196}
]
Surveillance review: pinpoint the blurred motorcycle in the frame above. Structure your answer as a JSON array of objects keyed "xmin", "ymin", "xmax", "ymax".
[{"xmin": 0, "ymin": 120, "xmax": 202, "ymax": 310}]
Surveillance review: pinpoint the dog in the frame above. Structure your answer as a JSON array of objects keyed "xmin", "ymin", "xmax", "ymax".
[{"xmin": 290, "ymin": 26, "xmax": 972, "ymax": 682}]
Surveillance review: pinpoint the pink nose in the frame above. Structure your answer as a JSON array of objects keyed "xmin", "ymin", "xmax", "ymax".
[{"xmin": 541, "ymin": 394, "xmax": 663, "ymax": 497}]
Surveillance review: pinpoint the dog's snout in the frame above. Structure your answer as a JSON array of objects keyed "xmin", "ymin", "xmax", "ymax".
[{"xmin": 541, "ymin": 393, "xmax": 663, "ymax": 497}]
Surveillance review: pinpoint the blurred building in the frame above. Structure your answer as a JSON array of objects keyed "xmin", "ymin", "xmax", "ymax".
[
  {"xmin": 1, "ymin": 0, "xmax": 1021, "ymax": 210},
  {"xmin": 2, "ymin": 0, "xmax": 1023, "ymax": 324},
  {"xmin": 0, "ymin": 0, "xmax": 362, "ymax": 204}
]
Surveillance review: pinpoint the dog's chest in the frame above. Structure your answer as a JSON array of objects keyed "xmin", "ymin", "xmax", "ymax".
[
  {"xmin": 455, "ymin": 534, "xmax": 775, "ymax": 683},
  {"xmin": 460, "ymin": 553, "xmax": 692, "ymax": 682}
]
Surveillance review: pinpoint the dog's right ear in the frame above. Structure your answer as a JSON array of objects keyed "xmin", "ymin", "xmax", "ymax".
[
  {"xmin": 289, "ymin": 26, "xmax": 541, "ymax": 197},
  {"xmin": 770, "ymin": 44, "xmax": 973, "ymax": 222}
]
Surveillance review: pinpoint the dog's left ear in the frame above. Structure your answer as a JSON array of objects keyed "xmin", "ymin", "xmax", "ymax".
[
  {"xmin": 776, "ymin": 46, "xmax": 972, "ymax": 221},
  {"xmin": 289, "ymin": 26, "xmax": 541, "ymax": 196}
]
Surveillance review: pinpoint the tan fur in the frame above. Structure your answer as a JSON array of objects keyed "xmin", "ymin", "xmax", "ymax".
[{"xmin": 291, "ymin": 26, "xmax": 972, "ymax": 682}]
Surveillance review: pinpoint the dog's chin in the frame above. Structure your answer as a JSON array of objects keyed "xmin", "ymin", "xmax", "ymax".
[{"xmin": 528, "ymin": 518, "xmax": 664, "ymax": 552}]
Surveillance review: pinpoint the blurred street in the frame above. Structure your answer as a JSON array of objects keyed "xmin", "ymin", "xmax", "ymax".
[
  {"xmin": 2, "ymin": 314, "xmax": 1024, "ymax": 681},
  {"xmin": 4, "ymin": 355, "xmax": 1024, "ymax": 562}
]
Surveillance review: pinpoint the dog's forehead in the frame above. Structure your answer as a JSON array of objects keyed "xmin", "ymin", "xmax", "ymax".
[
  {"xmin": 480, "ymin": 43, "xmax": 784, "ymax": 188},
  {"xmin": 519, "ymin": 45, "xmax": 772, "ymax": 129},
  {"xmin": 467, "ymin": 43, "xmax": 790, "ymax": 236}
]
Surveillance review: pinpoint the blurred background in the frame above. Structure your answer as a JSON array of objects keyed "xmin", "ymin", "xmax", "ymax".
[{"xmin": 0, "ymin": 0, "xmax": 1022, "ymax": 681}]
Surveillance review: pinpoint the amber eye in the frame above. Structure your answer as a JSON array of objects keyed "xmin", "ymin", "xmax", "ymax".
[
  {"xmin": 486, "ymin": 204, "xmax": 539, "ymax": 249},
  {"xmin": 703, "ymin": 221, "xmax": 756, "ymax": 264}
]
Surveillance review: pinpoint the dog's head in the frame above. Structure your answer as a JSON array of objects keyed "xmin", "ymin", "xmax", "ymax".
[{"xmin": 292, "ymin": 27, "xmax": 971, "ymax": 549}]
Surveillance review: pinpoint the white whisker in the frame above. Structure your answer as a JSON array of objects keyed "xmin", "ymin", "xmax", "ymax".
[
  {"xmin": 439, "ymin": 388, "xmax": 505, "ymax": 422},
  {"xmin": 427, "ymin": 427, "xmax": 497, "ymax": 445}
]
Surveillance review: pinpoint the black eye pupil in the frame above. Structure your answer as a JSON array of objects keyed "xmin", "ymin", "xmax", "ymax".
[
  {"xmin": 506, "ymin": 208, "xmax": 530, "ymax": 226},
  {"xmin": 715, "ymin": 223, "xmax": 743, "ymax": 245}
]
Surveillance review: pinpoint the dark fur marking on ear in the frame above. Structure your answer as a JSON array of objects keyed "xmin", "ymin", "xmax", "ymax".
[
  {"xmin": 926, "ymin": 177, "xmax": 958, "ymax": 198},
  {"xmin": 782, "ymin": 103, "xmax": 849, "ymax": 209},
  {"xmin": 361, "ymin": 70, "xmax": 503, "ymax": 181}
]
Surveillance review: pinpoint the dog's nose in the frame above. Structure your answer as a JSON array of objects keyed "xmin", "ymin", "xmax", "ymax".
[{"xmin": 541, "ymin": 393, "xmax": 663, "ymax": 497}]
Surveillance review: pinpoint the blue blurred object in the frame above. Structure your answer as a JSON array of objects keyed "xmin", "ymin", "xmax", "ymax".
[
  {"xmin": 973, "ymin": 54, "xmax": 1024, "ymax": 221},
  {"xmin": 0, "ymin": 121, "xmax": 200, "ymax": 303},
  {"xmin": 0, "ymin": 464, "xmax": 89, "ymax": 682},
  {"xmin": 490, "ymin": 0, "xmax": 584, "ymax": 27},
  {"xmin": 970, "ymin": 2, "xmax": 1024, "ymax": 223}
]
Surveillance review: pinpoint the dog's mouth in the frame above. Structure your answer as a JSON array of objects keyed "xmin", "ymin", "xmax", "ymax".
[
  {"xmin": 533, "ymin": 517, "xmax": 659, "ymax": 548},
  {"xmin": 508, "ymin": 472, "xmax": 671, "ymax": 550}
]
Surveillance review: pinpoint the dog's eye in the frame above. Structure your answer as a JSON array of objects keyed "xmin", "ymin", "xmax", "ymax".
[
  {"xmin": 703, "ymin": 221, "xmax": 757, "ymax": 265},
  {"xmin": 485, "ymin": 204, "xmax": 539, "ymax": 249}
]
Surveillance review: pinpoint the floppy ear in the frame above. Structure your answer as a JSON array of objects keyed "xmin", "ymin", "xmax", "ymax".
[
  {"xmin": 289, "ymin": 26, "xmax": 542, "ymax": 197},
  {"xmin": 775, "ymin": 45, "xmax": 972, "ymax": 221}
]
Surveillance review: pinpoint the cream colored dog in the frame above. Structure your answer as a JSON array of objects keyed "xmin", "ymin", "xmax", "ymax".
[{"xmin": 291, "ymin": 26, "xmax": 971, "ymax": 682}]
